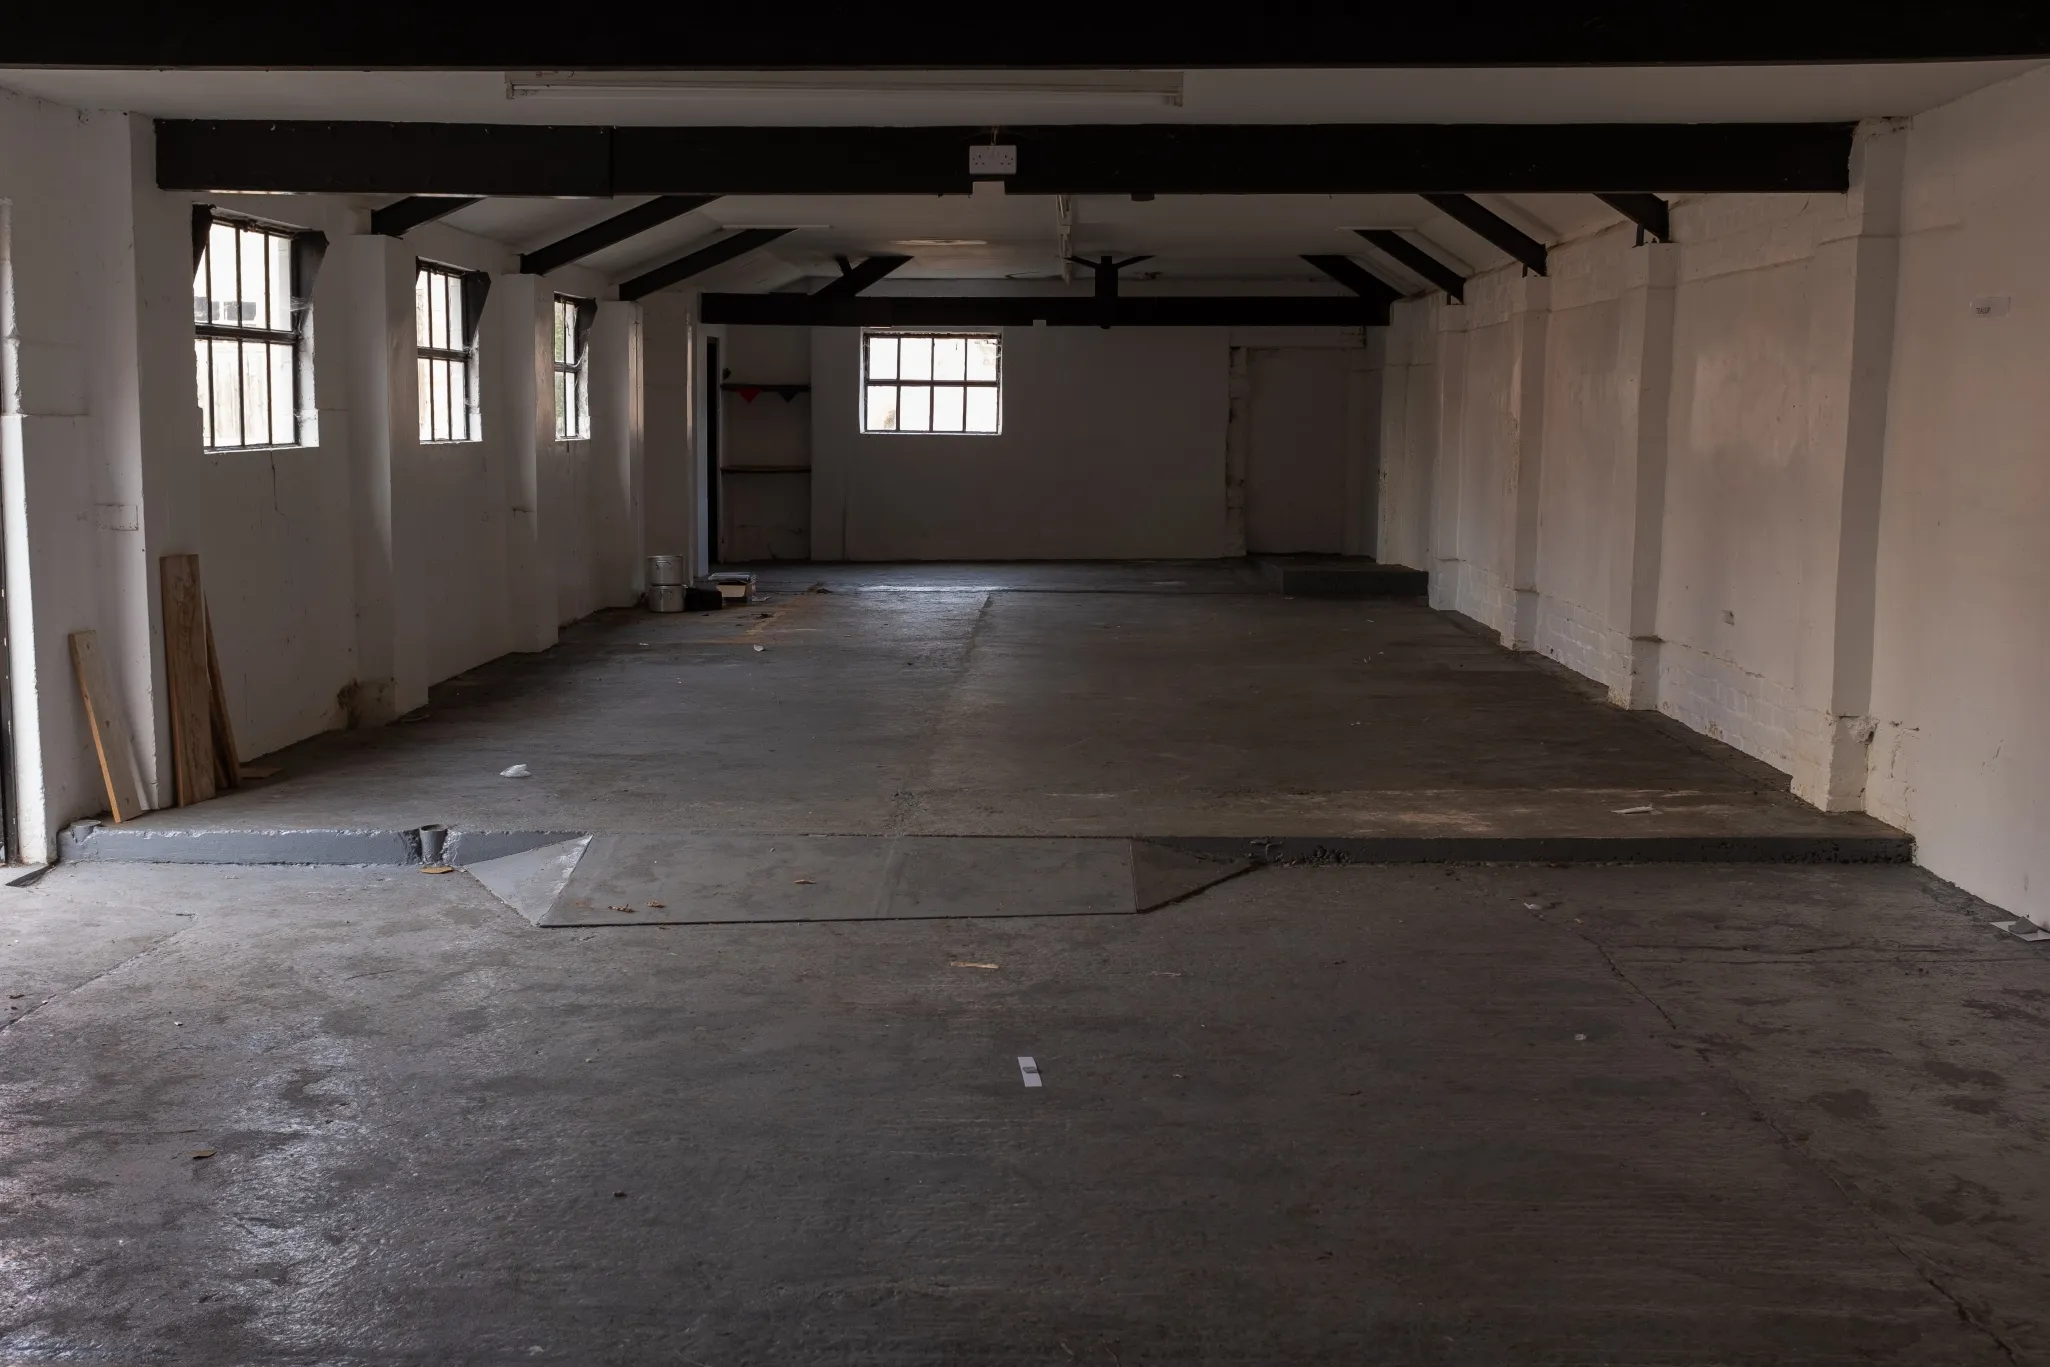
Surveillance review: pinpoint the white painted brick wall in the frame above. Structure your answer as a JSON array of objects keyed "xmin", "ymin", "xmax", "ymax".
[{"xmin": 1533, "ymin": 594, "xmax": 1633, "ymax": 695}]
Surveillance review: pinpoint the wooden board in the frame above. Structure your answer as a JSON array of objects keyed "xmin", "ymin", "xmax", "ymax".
[
  {"xmin": 68, "ymin": 630, "xmax": 147, "ymax": 823},
  {"xmin": 204, "ymin": 604, "xmax": 241, "ymax": 792},
  {"xmin": 160, "ymin": 554, "xmax": 216, "ymax": 807}
]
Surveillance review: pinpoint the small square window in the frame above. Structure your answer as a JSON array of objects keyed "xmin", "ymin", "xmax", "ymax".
[{"xmin": 861, "ymin": 331, "xmax": 1000, "ymax": 435}]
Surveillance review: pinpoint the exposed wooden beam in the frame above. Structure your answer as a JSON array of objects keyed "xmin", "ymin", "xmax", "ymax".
[
  {"xmin": 1300, "ymin": 255, "xmax": 1402, "ymax": 312},
  {"xmin": 811, "ymin": 255, "xmax": 912, "ymax": 298},
  {"xmin": 1596, "ymin": 192, "xmax": 1672, "ymax": 243},
  {"xmin": 1421, "ymin": 194, "xmax": 1548, "ymax": 276},
  {"xmin": 1355, "ymin": 228, "xmax": 1467, "ymax": 302},
  {"xmin": 617, "ymin": 228, "xmax": 794, "ymax": 302},
  {"xmin": 521, "ymin": 195, "xmax": 721, "ymax": 275},
  {"xmin": 156, "ymin": 121, "xmax": 1856, "ymax": 197},
  {"xmin": 369, "ymin": 196, "xmax": 481, "ymax": 237}
]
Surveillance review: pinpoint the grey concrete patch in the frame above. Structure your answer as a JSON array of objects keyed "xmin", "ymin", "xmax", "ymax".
[
  {"xmin": 1131, "ymin": 840, "xmax": 1255, "ymax": 910},
  {"xmin": 58, "ymin": 821, "xmax": 581, "ymax": 868},
  {"xmin": 464, "ymin": 836, "xmax": 592, "ymax": 924},
  {"xmin": 524, "ymin": 833, "xmax": 1144, "ymax": 927}
]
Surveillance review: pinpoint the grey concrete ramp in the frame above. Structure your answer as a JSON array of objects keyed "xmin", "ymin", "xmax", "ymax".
[{"xmin": 465, "ymin": 834, "xmax": 1231, "ymax": 927}]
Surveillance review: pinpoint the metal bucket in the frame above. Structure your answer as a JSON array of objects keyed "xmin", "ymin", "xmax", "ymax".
[
  {"xmin": 646, "ymin": 584, "xmax": 686, "ymax": 613},
  {"xmin": 646, "ymin": 554, "xmax": 687, "ymax": 586}
]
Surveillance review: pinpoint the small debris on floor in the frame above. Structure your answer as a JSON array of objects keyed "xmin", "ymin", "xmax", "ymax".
[
  {"xmin": 951, "ymin": 961, "xmax": 1000, "ymax": 970},
  {"xmin": 647, "ymin": 901, "xmax": 665, "ymax": 909},
  {"xmin": 500, "ymin": 764, "xmax": 531, "ymax": 778},
  {"xmin": 1613, "ymin": 804, "xmax": 1656, "ymax": 815},
  {"xmin": 1018, "ymin": 1056, "xmax": 1043, "ymax": 1088},
  {"xmin": 613, "ymin": 1190, "xmax": 626, "ymax": 1199},
  {"xmin": 1574, "ymin": 1033, "xmax": 1588, "ymax": 1042},
  {"xmin": 419, "ymin": 865, "xmax": 455, "ymax": 875},
  {"xmin": 610, "ymin": 905, "xmax": 636, "ymax": 914},
  {"xmin": 7, "ymin": 992, "xmax": 21, "ymax": 999},
  {"xmin": 752, "ymin": 645, "xmax": 765, "ymax": 652},
  {"xmin": 190, "ymin": 1148, "xmax": 215, "ymax": 1160},
  {"xmin": 793, "ymin": 877, "xmax": 815, "ymax": 885}
]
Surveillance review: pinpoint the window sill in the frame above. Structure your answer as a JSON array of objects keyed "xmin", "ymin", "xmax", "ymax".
[{"xmin": 204, "ymin": 443, "xmax": 314, "ymax": 455}]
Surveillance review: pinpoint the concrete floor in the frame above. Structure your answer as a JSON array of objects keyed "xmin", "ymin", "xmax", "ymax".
[
  {"xmin": 9, "ymin": 563, "xmax": 2035, "ymax": 1363},
  {"xmin": 1, "ymin": 858, "xmax": 2044, "ymax": 1363},
  {"xmin": 114, "ymin": 563, "xmax": 1894, "ymax": 845}
]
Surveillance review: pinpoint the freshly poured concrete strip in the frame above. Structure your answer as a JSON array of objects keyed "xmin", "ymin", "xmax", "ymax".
[{"xmin": 464, "ymin": 834, "xmax": 1253, "ymax": 927}]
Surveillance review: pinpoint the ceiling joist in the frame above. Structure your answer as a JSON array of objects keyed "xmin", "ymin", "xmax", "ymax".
[
  {"xmin": 1300, "ymin": 255, "xmax": 1402, "ymax": 313},
  {"xmin": 617, "ymin": 227, "xmax": 793, "ymax": 302},
  {"xmin": 812, "ymin": 255, "xmax": 913, "ymax": 298},
  {"xmin": 1595, "ymin": 192, "xmax": 1672, "ymax": 243},
  {"xmin": 1421, "ymin": 194, "xmax": 1548, "ymax": 276},
  {"xmin": 521, "ymin": 194, "xmax": 721, "ymax": 275},
  {"xmin": 1355, "ymin": 229, "xmax": 1467, "ymax": 302},
  {"xmin": 156, "ymin": 121, "xmax": 1854, "ymax": 197},
  {"xmin": 369, "ymin": 195, "xmax": 481, "ymax": 236}
]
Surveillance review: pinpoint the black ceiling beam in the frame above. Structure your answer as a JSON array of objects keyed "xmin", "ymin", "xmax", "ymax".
[
  {"xmin": 701, "ymin": 294, "xmax": 1387, "ymax": 328},
  {"xmin": 1421, "ymin": 194, "xmax": 1549, "ymax": 276},
  {"xmin": 1300, "ymin": 256, "xmax": 1402, "ymax": 313},
  {"xmin": 617, "ymin": 228, "xmax": 794, "ymax": 303},
  {"xmin": 1596, "ymin": 192, "xmax": 1672, "ymax": 243},
  {"xmin": 521, "ymin": 195, "xmax": 721, "ymax": 275},
  {"xmin": 1356, "ymin": 229, "xmax": 1468, "ymax": 303},
  {"xmin": 812, "ymin": 255, "xmax": 912, "ymax": 298},
  {"xmin": 156, "ymin": 121, "xmax": 1855, "ymax": 197},
  {"xmin": 369, "ymin": 196, "xmax": 481, "ymax": 237},
  {"xmin": 16, "ymin": 8, "xmax": 2050, "ymax": 65}
]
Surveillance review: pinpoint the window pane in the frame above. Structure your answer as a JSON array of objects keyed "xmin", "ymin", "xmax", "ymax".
[
  {"xmin": 428, "ymin": 273, "xmax": 448, "ymax": 352},
  {"xmin": 431, "ymin": 358, "xmax": 449, "ymax": 440},
  {"xmin": 553, "ymin": 301, "xmax": 566, "ymax": 365},
  {"xmin": 556, "ymin": 371, "xmax": 569, "ymax": 438},
  {"xmin": 240, "ymin": 228, "xmax": 266, "ymax": 333},
  {"xmin": 865, "ymin": 384, "xmax": 897, "ymax": 431},
  {"xmin": 210, "ymin": 339, "xmax": 243, "ymax": 447},
  {"xmin": 416, "ymin": 270, "xmax": 431, "ymax": 347},
  {"xmin": 932, "ymin": 336, "xmax": 965, "ymax": 382},
  {"xmin": 867, "ymin": 335, "xmax": 898, "ymax": 380},
  {"xmin": 209, "ymin": 223, "xmax": 238, "ymax": 324},
  {"xmin": 966, "ymin": 336, "xmax": 998, "ymax": 382},
  {"xmin": 267, "ymin": 233, "xmax": 291, "ymax": 331},
  {"xmin": 241, "ymin": 340, "xmax": 269, "ymax": 444},
  {"xmin": 899, "ymin": 384, "xmax": 931, "ymax": 431},
  {"xmin": 418, "ymin": 357, "xmax": 433, "ymax": 440},
  {"xmin": 965, "ymin": 385, "xmax": 999, "ymax": 433},
  {"xmin": 446, "ymin": 274, "xmax": 463, "ymax": 350},
  {"xmin": 194, "ymin": 340, "xmax": 212, "ymax": 448},
  {"xmin": 899, "ymin": 335, "xmax": 932, "ymax": 381},
  {"xmin": 270, "ymin": 342, "xmax": 294, "ymax": 444},
  {"xmin": 193, "ymin": 252, "xmax": 210, "ymax": 326},
  {"xmin": 932, "ymin": 384, "xmax": 964, "ymax": 432}
]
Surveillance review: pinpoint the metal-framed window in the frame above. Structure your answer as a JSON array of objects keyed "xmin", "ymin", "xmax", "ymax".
[
  {"xmin": 553, "ymin": 295, "xmax": 592, "ymax": 440},
  {"xmin": 193, "ymin": 216, "xmax": 305, "ymax": 450},
  {"xmin": 417, "ymin": 262, "xmax": 484, "ymax": 443},
  {"xmin": 861, "ymin": 331, "xmax": 1001, "ymax": 435}
]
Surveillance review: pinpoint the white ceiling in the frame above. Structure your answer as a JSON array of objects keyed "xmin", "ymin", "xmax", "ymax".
[{"xmin": 16, "ymin": 62, "xmax": 2040, "ymax": 292}]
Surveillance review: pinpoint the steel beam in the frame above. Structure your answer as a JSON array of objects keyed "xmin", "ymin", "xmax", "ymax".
[
  {"xmin": 1596, "ymin": 192, "xmax": 1672, "ymax": 243},
  {"xmin": 521, "ymin": 195, "xmax": 720, "ymax": 275},
  {"xmin": 812, "ymin": 255, "xmax": 912, "ymax": 298},
  {"xmin": 156, "ymin": 121, "xmax": 1856, "ymax": 197},
  {"xmin": 617, "ymin": 228, "xmax": 794, "ymax": 302},
  {"xmin": 1355, "ymin": 229, "xmax": 1468, "ymax": 302},
  {"xmin": 700, "ymin": 293, "xmax": 1385, "ymax": 327},
  {"xmin": 1421, "ymin": 194, "xmax": 1549, "ymax": 276},
  {"xmin": 369, "ymin": 196, "xmax": 482, "ymax": 237},
  {"xmin": 1300, "ymin": 255, "xmax": 1402, "ymax": 312}
]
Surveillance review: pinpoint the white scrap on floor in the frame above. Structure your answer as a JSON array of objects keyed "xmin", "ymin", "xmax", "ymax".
[
  {"xmin": 1018, "ymin": 1056, "xmax": 1042, "ymax": 1088},
  {"xmin": 501, "ymin": 764, "xmax": 531, "ymax": 778},
  {"xmin": 1613, "ymin": 805, "xmax": 1656, "ymax": 815}
]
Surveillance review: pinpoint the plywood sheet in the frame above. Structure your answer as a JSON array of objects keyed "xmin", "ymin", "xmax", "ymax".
[{"xmin": 159, "ymin": 554, "xmax": 215, "ymax": 806}]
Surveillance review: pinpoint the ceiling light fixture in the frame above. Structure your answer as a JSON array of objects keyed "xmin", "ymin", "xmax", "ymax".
[{"xmin": 506, "ymin": 70, "xmax": 1185, "ymax": 105}]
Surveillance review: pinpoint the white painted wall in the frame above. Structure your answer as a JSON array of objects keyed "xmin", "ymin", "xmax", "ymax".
[
  {"xmin": 814, "ymin": 325, "xmax": 1235, "ymax": 561},
  {"xmin": 719, "ymin": 325, "xmax": 812, "ymax": 562},
  {"xmin": 1866, "ymin": 63, "xmax": 2050, "ymax": 923},
  {"xmin": 0, "ymin": 84, "xmax": 645, "ymax": 856},
  {"xmin": 1381, "ymin": 69, "xmax": 2050, "ymax": 926}
]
